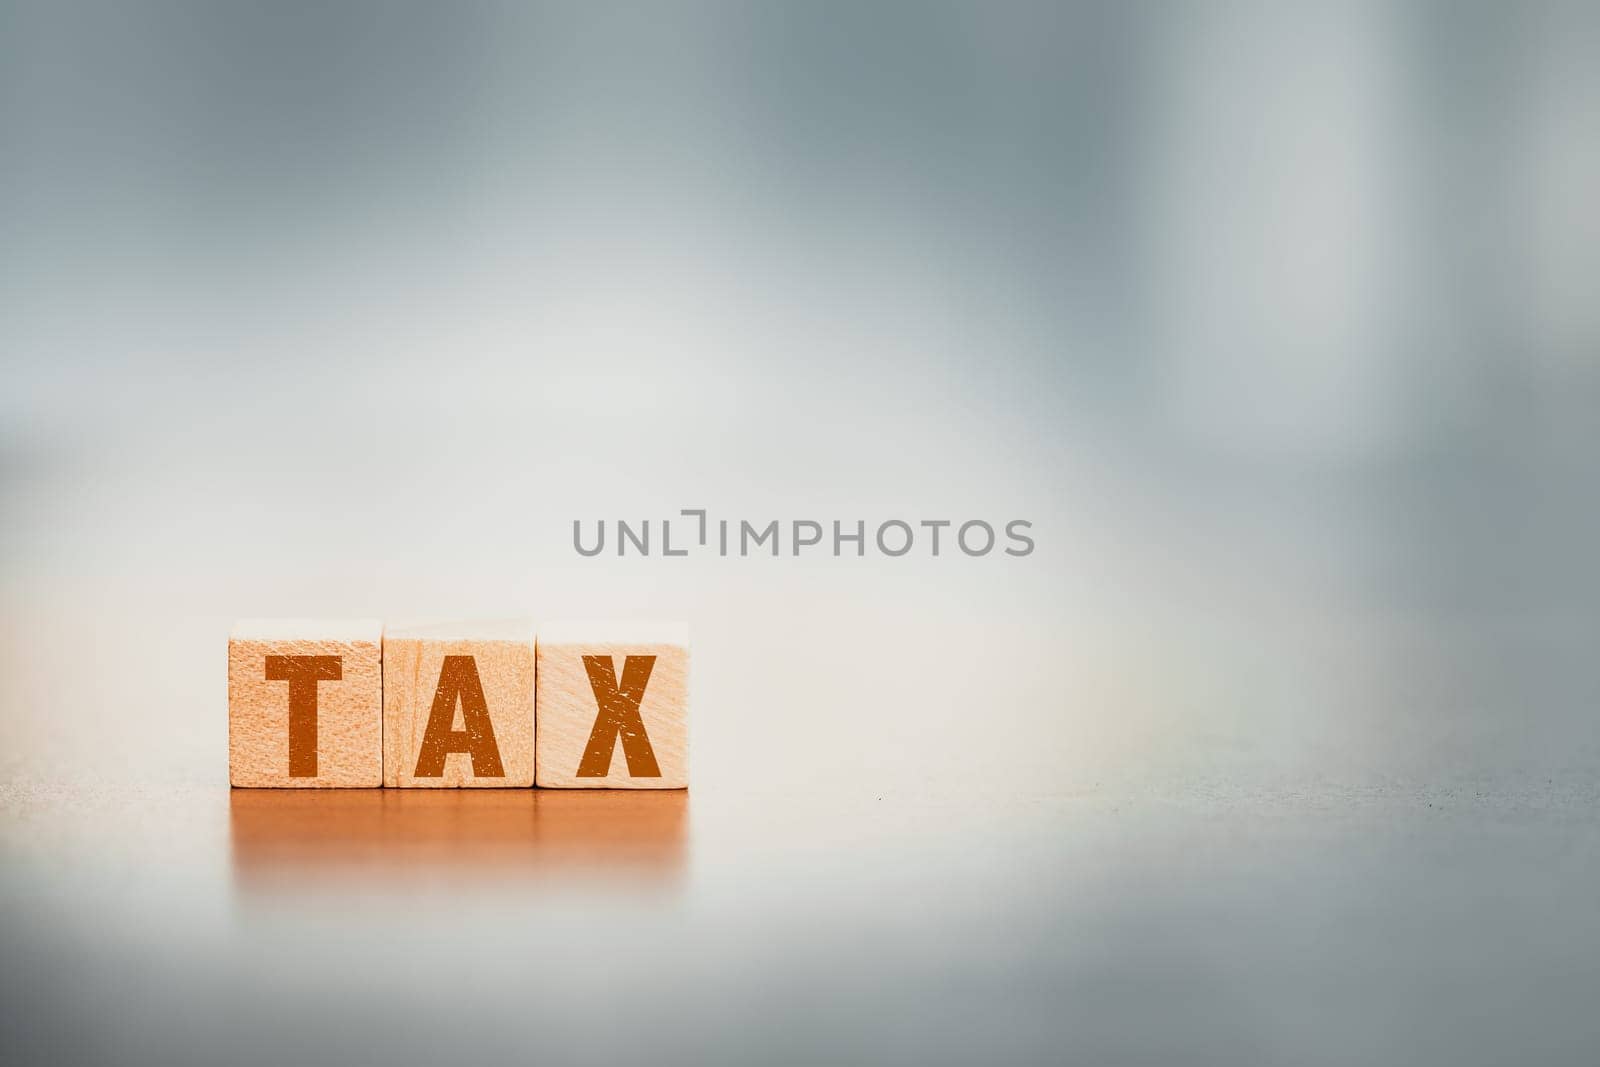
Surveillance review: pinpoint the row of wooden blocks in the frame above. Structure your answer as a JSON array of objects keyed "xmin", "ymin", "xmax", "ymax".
[{"xmin": 229, "ymin": 620, "xmax": 688, "ymax": 788}]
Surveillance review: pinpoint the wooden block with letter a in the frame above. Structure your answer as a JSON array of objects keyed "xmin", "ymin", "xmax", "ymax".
[
  {"xmin": 383, "ymin": 620, "xmax": 536, "ymax": 787},
  {"xmin": 228, "ymin": 619, "xmax": 383, "ymax": 787},
  {"xmin": 535, "ymin": 622, "xmax": 688, "ymax": 789}
]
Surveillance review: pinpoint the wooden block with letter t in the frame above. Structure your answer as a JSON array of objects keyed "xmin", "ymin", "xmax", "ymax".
[
  {"xmin": 535, "ymin": 622, "xmax": 689, "ymax": 789},
  {"xmin": 228, "ymin": 619, "xmax": 383, "ymax": 787},
  {"xmin": 383, "ymin": 620, "xmax": 536, "ymax": 787}
]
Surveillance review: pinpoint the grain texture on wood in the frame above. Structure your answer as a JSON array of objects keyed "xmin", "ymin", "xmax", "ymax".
[
  {"xmin": 535, "ymin": 622, "xmax": 688, "ymax": 789},
  {"xmin": 383, "ymin": 619, "xmax": 536, "ymax": 788},
  {"xmin": 228, "ymin": 619, "xmax": 383, "ymax": 788}
]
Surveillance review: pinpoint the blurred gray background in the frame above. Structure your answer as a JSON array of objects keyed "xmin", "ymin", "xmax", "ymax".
[{"xmin": 2, "ymin": 2, "xmax": 1598, "ymax": 1064}]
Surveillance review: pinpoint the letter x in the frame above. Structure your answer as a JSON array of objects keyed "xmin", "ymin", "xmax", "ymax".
[{"xmin": 576, "ymin": 655, "xmax": 661, "ymax": 777}]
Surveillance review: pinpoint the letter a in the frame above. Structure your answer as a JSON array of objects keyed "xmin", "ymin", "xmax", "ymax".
[
  {"xmin": 577, "ymin": 655, "xmax": 661, "ymax": 777},
  {"xmin": 413, "ymin": 655, "xmax": 506, "ymax": 777}
]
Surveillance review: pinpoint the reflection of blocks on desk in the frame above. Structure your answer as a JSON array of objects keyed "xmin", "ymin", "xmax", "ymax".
[
  {"xmin": 382, "ymin": 620, "xmax": 536, "ymax": 788},
  {"xmin": 535, "ymin": 622, "xmax": 689, "ymax": 789},
  {"xmin": 228, "ymin": 619, "xmax": 383, "ymax": 787},
  {"xmin": 532, "ymin": 789, "xmax": 688, "ymax": 868},
  {"xmin": 228, "ymin": 789, "xmax": 689, "ymax": 888}
]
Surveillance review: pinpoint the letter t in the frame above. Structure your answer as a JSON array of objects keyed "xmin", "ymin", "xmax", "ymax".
[{"xmin": 264, "ymin": 655, "xmax": 342, "ymax": 777}]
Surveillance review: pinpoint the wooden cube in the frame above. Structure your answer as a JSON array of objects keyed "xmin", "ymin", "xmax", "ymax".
[
  {"xmin": 535, "ymin": 622, "xmax": 689, "ymax": 789},
  {"xmin": 383, "ymin": 620, "xmax": 536, "ymax": 787},
  {"xmin": 229, "ymin": 619, "xmax": 383, "ymax": 787}
]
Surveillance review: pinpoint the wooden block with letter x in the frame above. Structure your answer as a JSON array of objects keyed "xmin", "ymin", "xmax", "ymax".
[
  {"xmin": 535, "ymin": 622, "xmax": 689, "ymax": 789},
  {"xmin": 228, "ymin": 619, "xmax": 383, "ymax": 787},
  {"xmin": 383, "ymin": 620, "xmax": 536, "ymax": 787}
]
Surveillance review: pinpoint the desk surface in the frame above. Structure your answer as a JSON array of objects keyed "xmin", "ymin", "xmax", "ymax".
[{"xmin": 2, "ymin": 596, "xmax": 1597, "ymax": 1066}]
